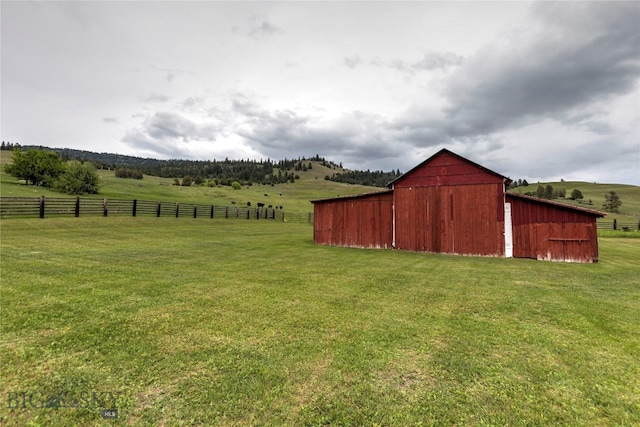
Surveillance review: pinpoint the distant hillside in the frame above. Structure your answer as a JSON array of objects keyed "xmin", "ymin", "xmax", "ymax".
[{"xmin": 14, "ymin": 146, "xmax": 398, "ymax": 187}]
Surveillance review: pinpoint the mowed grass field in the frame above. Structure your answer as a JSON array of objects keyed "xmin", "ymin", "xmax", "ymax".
[{"xmin": 1, "ymin": 218, "xmax": 639, "ymax": 425}]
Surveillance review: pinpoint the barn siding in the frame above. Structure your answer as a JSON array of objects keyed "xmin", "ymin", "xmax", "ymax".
[
  {"xmin": 313, "ymin": 192, "xmax": 393, "ymax": 248},
  {"xmin": 394, "ymin": 183, "xmax": 505, "ymax": 256},
  {"xmin": 507, "ymin": 194, "xmax": 600, "ymax": 262}
]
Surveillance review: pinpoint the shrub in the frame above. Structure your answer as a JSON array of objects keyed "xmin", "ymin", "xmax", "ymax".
[
  {"xmin": 115, "ymin": 168, "xmax": 143, "ymax": 179},
  {"xmin": 54, "ymin": 161, "xmax": 100, "ymax": 194},
  {"xmin": 570, "ymin": 189, "xmax": 584, "ymax": 200}
]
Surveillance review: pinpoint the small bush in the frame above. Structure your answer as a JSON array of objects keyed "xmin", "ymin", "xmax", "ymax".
[{"xmin": 115, "ymin": 168, "xmax": 143, "ymax": 179}]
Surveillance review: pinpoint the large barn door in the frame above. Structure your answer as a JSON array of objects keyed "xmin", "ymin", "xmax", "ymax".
[{"xmin": 504, "ymin": 202, "xmax": 513, "ymax": 258}]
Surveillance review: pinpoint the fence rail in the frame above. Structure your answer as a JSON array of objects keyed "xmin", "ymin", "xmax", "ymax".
[
  {"xmin": 597, "ymin": 219, "xmax": 640, "ymax": 231},
  {"xmin": 0, "ymin": 196, "xmax": 312, "ymax": 222}
]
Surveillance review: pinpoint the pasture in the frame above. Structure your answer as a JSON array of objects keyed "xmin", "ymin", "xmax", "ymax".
[{"xmin": 1, "ymin": 218, "xmax": 639, "ymax": 425}]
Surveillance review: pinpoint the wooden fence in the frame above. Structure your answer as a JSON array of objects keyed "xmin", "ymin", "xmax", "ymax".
[
  {"xmin": 0, "ymin": 196, "xmax": 293, "ymax": 222},
  {"xmin": 596, "ymin": 219, "xmax": 640, "ymax": 231}
]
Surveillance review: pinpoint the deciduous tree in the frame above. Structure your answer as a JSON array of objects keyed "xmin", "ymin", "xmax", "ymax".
[{"xmin": 4, "ymin": 148, "xmax": 65, "ymax": 186}]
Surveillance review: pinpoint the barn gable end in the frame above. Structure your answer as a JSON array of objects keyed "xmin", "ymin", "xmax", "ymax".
[
  {"xmin": 391, "ymin": 149, "xmax": 508, "ymax": 256},
  {"xmin": 389, "ymin": 149, "xmax": 509, "ymax": 188}
]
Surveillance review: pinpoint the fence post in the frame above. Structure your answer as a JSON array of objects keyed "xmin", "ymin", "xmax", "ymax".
[
  {"xmin": 39, "ymin": 196, "xmax": 45, "ymax": 219},
  {"xmin": 103, "ymin": 198, "xmax": 108, "ymax": 217},
  {"xmin": 133, "ymin": 199, "xmax": 137, "ymax": 217},
  {"xmin": 193, "ymin": 205, "xmax": 197, "ymax": 218},
  {"xmin": 613, "ymin": 218, "xmax": 617, "ymax": 230},
  {"xmin": 75, "ymin": 197, "xmax": 80, "ymax": 217},
  {"xmin": 176, "ymin": 203, "xmax": 180, "ymax": 218},
  {"xmin": 638, "ymin": 220, "xmax": 640, "ymax": 231},
  {"xmin": 210, "ymin": 205, "xmax": 214, "ymax": 219},
  {"xmin": 225, "ymin": 207, "xmax": 228, "ymax": 219},
  {"xmin": 247, "ymin": 209, "xmax": 250, "ymax": 219},
  {"xmin": 157, "ymin": 202, "xmax": 161, "ymax": 217}
]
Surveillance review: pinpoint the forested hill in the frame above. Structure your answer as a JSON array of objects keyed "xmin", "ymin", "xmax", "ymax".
[{"xmin": 16, "ymin": 145, "xmax": 400, "ymax": 187}]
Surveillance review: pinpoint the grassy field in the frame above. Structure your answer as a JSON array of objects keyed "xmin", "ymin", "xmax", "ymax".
[
  {"xmin": 1, "ymin": 217, "xmax": 639, "ymax": 425},
  {"xmin": 0, "ymin": 150, "xmax": 379, "ymax": 215}
]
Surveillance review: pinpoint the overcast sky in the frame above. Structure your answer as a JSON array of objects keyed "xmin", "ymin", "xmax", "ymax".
[{"xmin": 2, "ymin": 1, "xmax": 639, "ymax": 185}]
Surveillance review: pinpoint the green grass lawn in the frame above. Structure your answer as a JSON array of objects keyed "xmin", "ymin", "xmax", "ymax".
[{"xmin": 1, "ymin": 218, "xmax": 639, "ymax": 425}]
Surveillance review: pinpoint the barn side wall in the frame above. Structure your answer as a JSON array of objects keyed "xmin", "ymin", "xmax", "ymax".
[
  {"xmin": 313, "ymin": 193, "xmax": 393, "ymax": 248},
  {"xmin": 507, "ymin": 196, "xmax": 599, "ymax": 262},
  {"xmin": 393, "ymin": 184, "xmax": 505, "ymax": 256}
]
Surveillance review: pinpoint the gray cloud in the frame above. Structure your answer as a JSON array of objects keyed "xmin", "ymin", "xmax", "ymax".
[
  {"xmin": 388, "ymin": 51, "xmax": 464, "ymax": 73},
  {"xmin": 122, "ymin": 111, "xmax": 218, "ymax": 157},
  {"xmin": 232, "ymin": 94, "xmax": 401, "ymax": 165},
  {"xmin": 344, "ymin": 55, "xmax": 362, "ymax": 69},
  {"xmin": 234, "ymin": 15, "xmax": 283, "ymax": 39},
  {"xmin": 102, "ymin": 117, "xmax": 118, "ymax": 123},
  {"xmin": 391, "ymin": 2, "xmax": 640, "ymax": 148},
  {"xmin": 143, "ymin": 93, "xmax": 170, "ymax": 103},
  {"xmin": 250, "ymin": 20, "xmax": 282, "ymax": 37}
]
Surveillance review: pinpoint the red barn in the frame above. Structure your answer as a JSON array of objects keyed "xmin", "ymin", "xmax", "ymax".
[{"xmin": 312, "ymin": 149, "xmax": 604, "ymax": 262}]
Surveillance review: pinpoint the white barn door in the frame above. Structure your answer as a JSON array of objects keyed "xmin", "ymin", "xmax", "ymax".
[{"xmin": 504, "ymin": 202, "xmax": 513, "ymax": 258}]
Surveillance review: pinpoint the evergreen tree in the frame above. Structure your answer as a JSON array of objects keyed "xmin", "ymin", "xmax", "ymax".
[
  {"xmin": 544, "ymin": 184, "xmax": 554, "ymax": 199},
  {"xmin": 602, "ymin": 191, "xmax": 622, "ymax": 213}
]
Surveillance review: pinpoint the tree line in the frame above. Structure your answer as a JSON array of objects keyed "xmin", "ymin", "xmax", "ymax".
[
  {"xmin": 325, "ymin": 169, "xmax": 402, "ymax": 187},
  {"xmin": 18, "ymin": 146, "xmax": 349, "ymax": 185},
  {"xmin": 15, "ymin": 146, "xmax": 400, "ymax": 188},
  {"xmin": 1, "ymin": 141, "xmax": 22, "ymax": 151}
]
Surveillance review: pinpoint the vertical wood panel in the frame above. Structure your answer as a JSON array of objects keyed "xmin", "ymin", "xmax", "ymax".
[
  {"xmin": 393, "ymin": 183, "xmax": 504, "ymax": 256},
  {"xmin": 313, "ymin": 193, "xmax": 393, "ymax": 248}
]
